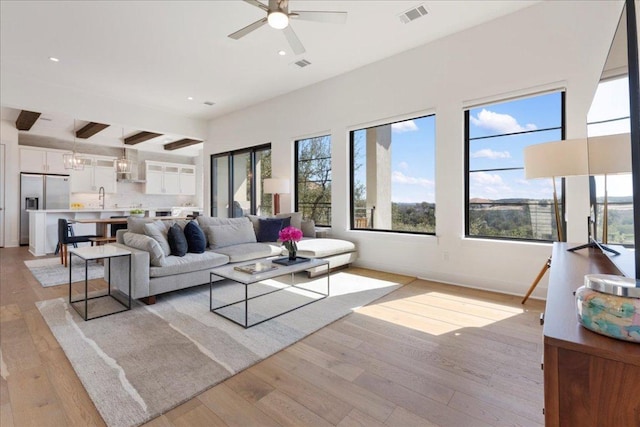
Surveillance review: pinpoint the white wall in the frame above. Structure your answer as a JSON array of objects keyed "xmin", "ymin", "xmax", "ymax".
[
  {"xmin": 0, "ymin": 119, "xmax": 20, "ymax": 247},
  {"xmin": 204, "ymin": 1, "xmax": 623, "ymax": 299}
]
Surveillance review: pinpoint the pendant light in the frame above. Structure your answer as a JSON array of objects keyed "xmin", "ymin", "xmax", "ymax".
[
  {"xmin": 114, "ymin": 127, "xmax": 132, "ymax": 174},
  {"xmin": 63, "ymin": 119, "xmax": 85, "ymax": 170}
]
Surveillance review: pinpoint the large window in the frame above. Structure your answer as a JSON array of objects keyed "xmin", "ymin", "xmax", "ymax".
[
  {"xmin": 210, "ymin": 144, "xmax": 271, "ymax": 218},
  {"xmin": 295, "ymin": 135, "xmax": 331, "ymax": 226},
  {"xmin": 350, "ymin": 114, "xmax": 435, "ymax": 234},
  {"xmin": 465, "ymin": 92, "xmax": 565, "ymax": 241},
  {"xmin": 587, "ymin": 76, "xmax": 633, "ymax": 245}
]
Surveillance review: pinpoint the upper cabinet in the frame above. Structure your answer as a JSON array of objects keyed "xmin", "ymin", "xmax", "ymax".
[
  {"xmin": 20, "ymin": 147, "xmax": 70, "ymax": 174},
  {"xmin": 70, "ymin": 155, "xmax": 117, "ymax": 193},
  {"xmin": 145, "ymin": 161, "xmax": 196, "ymax": 195}
]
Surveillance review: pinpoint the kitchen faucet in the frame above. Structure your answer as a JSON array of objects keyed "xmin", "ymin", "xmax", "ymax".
[{"xmin": 98, "ymin": 186, "xmax": 105, "ymax": 209}]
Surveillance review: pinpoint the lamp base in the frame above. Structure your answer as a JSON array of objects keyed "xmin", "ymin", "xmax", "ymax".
[{"xmin": 273, "ymin": 193, "xmax": 280, "ymax": 215}]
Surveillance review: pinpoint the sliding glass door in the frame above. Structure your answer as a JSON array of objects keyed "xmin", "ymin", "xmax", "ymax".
[{"xmin": 210, "ymin": 144, "xmax": 271, "ymax": 218}]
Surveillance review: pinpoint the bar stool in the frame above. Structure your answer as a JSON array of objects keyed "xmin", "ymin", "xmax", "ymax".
[{"xmin": 58, "ymin": 218, "xmax": 96, "ymax": 267}]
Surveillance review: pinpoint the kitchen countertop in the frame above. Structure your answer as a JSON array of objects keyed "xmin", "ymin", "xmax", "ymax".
[{"xmin": 27, "ymin": 207, "xmax": 202, "ymax": 213}]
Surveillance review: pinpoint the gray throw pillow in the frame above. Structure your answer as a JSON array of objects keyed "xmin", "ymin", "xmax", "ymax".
[
  {"xmin": 123, "ymin": 232, "xmax": 165, "ymax": 267},
  {"xmin": 207, "ymin": 220, "xmax": 257, "ymax": 249},
  {"xmin": 301, "ymin": 219, "xmax": 316, "ymax": 238},
  {"xmin": 144, "ymin": 221, "xmax": 170, "ymax": 256}
]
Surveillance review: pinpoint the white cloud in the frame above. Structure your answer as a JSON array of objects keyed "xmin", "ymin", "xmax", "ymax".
[
  {"xmin": 392, "ymin": 171, "xmax": 433, "ymax": 188},
  {"xmin": 470, "ymin": 148, "xmax": 511, "ymax": 159},
  {"xmin": 392, "ymin": 120, "xmax": 418, "ymax": 133},
  {"xmin": 470, "ymin": 109, "xmax": 537, "ymax": 134},
  {"xmin": 398, "ymin": 161, "xmax": 409, "ymax": 170},
  {"xmin": 471, "ymin": 172, "xmax": 504, "ymax": 186}
]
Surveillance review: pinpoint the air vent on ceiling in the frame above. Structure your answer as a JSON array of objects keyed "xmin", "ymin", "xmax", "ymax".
[
  {"xmin": 203, "ymin": 101, "xmax": 215, "ymax": 106},
  {"xmin": 398, "ymin": 4, "xmax": 428, "ymax": 24},
  {"xmin": 294, "ymin": 59, "xmax": 311, "ymax": 68},
  {"xmin": 39, "ymin": 117, "xmax": 53, "ymax": 121}
]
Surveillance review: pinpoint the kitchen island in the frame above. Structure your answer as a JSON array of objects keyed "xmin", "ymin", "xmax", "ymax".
[{"xmin": 26, "ymin": 208, "xmax": 200, "ymax": 256}]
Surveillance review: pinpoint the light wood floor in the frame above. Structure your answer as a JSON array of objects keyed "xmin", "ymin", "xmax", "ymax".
[{"xmin": 1, "ymin": 246, "xmax": 546, "ymax": 426}]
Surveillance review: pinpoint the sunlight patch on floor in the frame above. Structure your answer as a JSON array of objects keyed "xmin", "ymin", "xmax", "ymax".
[{"xmin": 356, "ymin": 290, "xmax": 522, "ymax": 336}]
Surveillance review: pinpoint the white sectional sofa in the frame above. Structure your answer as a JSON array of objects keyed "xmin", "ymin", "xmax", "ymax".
[{"xmin": 105, "ymin": 213, "xmax": 357, "ymax": 303}]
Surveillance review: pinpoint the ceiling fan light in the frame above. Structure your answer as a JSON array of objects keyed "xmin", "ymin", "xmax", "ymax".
[{"xmin": 268, "ymin": 11, "xmax": 288, "ymax": 29}]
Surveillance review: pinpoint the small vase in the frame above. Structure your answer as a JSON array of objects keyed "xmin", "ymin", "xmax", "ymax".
[{"xmin": 285, "ymin": 241, "xmax": 297, "ymax": 261}]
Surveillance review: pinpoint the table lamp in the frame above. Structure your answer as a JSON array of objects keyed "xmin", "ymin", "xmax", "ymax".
[{"xmin": 263, "ymin": 178, "xmax": 290, "ymax": 215}]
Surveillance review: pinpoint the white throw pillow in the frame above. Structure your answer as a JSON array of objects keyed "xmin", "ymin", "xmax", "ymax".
[
  {"xmin": 144, "ymin": 221, "xmax": 171, "ymax": 256},
  {"xmin": 207, "ymin": 221, "xmax": 257, "ymax": 249},
  {"xmin": 123, "ymin": 232, "xmax": 165, "ymax": 267}
]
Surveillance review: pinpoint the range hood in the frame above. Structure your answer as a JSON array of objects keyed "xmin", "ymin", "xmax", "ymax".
[{"xmin": 117, "ymin": 149, "xmax": 146, "ymax": 183}]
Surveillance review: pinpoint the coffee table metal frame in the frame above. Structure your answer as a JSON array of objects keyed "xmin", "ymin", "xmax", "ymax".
[
  {"xmin": 69, "ymin": 245, "xmax": 132, "ymax": 321},
  {"xmin": 209, "ymin": 258, "xmax": 330, "ymax": 328}
]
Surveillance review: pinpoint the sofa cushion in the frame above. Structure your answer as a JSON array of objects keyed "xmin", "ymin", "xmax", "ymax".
[
  {"xmin": 211, "ymin": 242, "xmax": 282, "ymax": 263},
  {"xmin": 206, "ymin": 220, "xmax": 257, "ymax": 249},
  {"xmin": 256, "ymin": 218, "xmax": 284, "ymax": 242},
  {"xmin": 149, "ymin": 251, "xmax": 229, "ymax": 278},
  {"xmin": 123, "ymin": 232, "xmax": 165, "ymax": 267},
  {"xmin": 184, "ymin": 221, "xmax": 206, "ymax": 254},
  {"xmin": 301, "ymin": 219, "xmax": 316, "ymax": 238},
  {"xmin": 248, "ymin": 213, "xmax": 298, "ymax": 236},
  {"xmin": 127, "ymin": 216, "xmax": 157, "ymax": 234},
  {"xmin": 144, "ymin": 221, "xmax": 170, "ymax": 256},
  {"xmin": 168, "ymin": 223, "xmax": 188, "ymax": 256},
  {"xmin": 196, "ymin": 216, "xmax": 249, "ymax": 228},
  {"xmin": 296, "ymin": 238, "xmax": 356, "ymax": 258}
]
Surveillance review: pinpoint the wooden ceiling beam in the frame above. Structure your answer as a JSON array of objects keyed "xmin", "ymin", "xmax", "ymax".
[
  {"xmin": 76, "ymin": 122, "xmax": 109, "ymax": 139},
  {"xmin": 164, "ymin": 138, "xmax": 202, "ymax": 151},
  {"xmin": 124, "ymin": 131, "xmax": 162, "ymax": 145},
  {"xmin": 16, "ymin": 110, "xmax": 41, "ymax": 131}
]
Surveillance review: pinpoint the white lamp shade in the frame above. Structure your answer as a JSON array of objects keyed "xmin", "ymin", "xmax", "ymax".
[
  {"xmin": 524, "ymin": 138, "xmax": 590, "ymax": 179},
  {"xmin": 263, "ymin": 178, "xmax": 290, "ymax": 194},
  {"xmin": 587, "ymin": 133, "xmax": 632, "ymax": 175}
]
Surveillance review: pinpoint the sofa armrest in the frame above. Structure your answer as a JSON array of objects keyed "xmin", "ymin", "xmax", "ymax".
[{"xmin": 104, "ymin": 243, "xmax": 151, "ymax": 299}]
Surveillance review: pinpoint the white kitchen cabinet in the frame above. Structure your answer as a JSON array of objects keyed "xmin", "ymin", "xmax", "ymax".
[
  {"xmin": 20, "ymin": 147, "xmax": 69, "ymax": 174},
  {"xmin": 71, "ymin": 156, "xmax": 117, "ymax": 193},
  {"xmin": 179, "ymin": 166, "xmax": 196, "ymax": 195},
  {"xmin": 145, "ymin": 161, "xmax": 196, "ymax": 195}
]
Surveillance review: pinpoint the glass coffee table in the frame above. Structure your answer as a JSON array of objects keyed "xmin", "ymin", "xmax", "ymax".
[{"xmin": 209, "ymin": 257, "xmax": 330, "ymax": 328}]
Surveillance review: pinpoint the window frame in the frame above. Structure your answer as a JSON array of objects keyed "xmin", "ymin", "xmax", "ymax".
[
  {"xmin": 294, "ymin": 134, "xmax": 332, "ymax": 227},
  {"xmin": 349, "ymin": 113, "xmax": 436, "ymax": 235},
  {"xmin": 464, "ymin": 91, "xmax": 566, "ymax": 242}
]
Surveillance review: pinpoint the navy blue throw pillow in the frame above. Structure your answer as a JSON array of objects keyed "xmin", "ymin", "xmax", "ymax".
[
  {"xmin": 184, "ymin": 220, "xmax": 206, "ymax": 253},
  {"xmin": 168, "ymin": 223, "xmax": 188, "ymax": 256},
  {"xmin": 256, "ymin": 218, "xmax": 284, "ymax": 242}
]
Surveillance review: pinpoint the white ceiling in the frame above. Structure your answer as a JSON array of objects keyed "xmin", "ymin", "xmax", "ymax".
[{"xmin": 1, "ymin": 0, "xmax": 538, "ymax": 155}]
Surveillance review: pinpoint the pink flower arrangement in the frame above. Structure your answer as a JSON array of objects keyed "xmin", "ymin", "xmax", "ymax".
[
  {"xmin": 279, "ymin": 226, "xmax": 303, "ymax": 260},
  {"xmin": 278, "ymin": 226, "xmax": 303, "ymax": 243}
]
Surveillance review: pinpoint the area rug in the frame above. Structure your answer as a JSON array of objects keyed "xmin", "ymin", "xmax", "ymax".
[
  {"xmin": 24, "ymin": 257, "xmax": 104, "ymax": 287},
  {"xmin": 37, "ymin": 268, "xmax": 408, "ymax": 427}
]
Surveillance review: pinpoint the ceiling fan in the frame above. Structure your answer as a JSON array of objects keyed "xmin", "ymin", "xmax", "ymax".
[{"xmin": 228, "ymin": 0, "xmax": 347, "ymax": 55}]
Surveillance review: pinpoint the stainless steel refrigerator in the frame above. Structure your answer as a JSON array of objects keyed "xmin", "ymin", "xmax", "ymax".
[{"xmin": 20, "ymin": 173, "xmax": 70, "ymax": 245}]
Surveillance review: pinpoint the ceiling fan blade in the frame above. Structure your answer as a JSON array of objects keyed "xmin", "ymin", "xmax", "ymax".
[
  {"xmin": 228, "ymin": 17, "xmax": 268, "ymax": 39},
  {"xmin": 243, "ymin": 0, "xmax": 269, "ymax": 12},
  {"xmin": 282, "ymin": 25, "xmax": 305, "ymax": 55},
  {"xmin": 291, "ymin": 11, "xmax": 347, "ymax": 24}
]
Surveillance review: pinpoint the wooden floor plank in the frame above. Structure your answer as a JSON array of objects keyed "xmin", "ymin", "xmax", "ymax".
[
  {"xmin": 249, "ymin": 356, "xmax": 353, "ymax": 425},
  {"xmin": 256, "ymin": 390, "xmax": 334, "ymax": 427},
  {"xmin": 198, "ymin": 383, "xmax": 281, "ymax": 427}
]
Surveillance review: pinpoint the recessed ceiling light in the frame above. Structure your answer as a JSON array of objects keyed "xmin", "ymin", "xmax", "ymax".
[
  {"xmin": 187, "ymin": 96, "xmax": 194, "ymax": 101},
  {"xmin": 49, "ymin": 57, "xmax": 60, "ymax": 62},
  {"xmin": 278, "ymin": 50, "xmax": 286, "ymax": 56}
]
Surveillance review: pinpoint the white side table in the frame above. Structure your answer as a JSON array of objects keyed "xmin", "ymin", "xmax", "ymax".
[{"xmin": 69, "ymin": 245, "xmax": 132, "ymax": 321}]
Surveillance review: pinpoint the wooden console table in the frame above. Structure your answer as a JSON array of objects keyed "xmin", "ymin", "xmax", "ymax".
[{"xmin": 543, "ymin": 243, "xmax": 640, "ymax": 426}]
